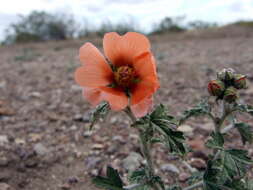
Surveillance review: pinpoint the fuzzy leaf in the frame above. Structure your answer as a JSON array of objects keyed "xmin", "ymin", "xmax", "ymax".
[
  {"xmin": 235, "ymin": 123, "xmax": 253, "ymax": 144},
  {"xmin": 150, "ymin": 104, "xmax": 178, "ymax": 127},
  {"xmin": 92, "ymin": 166, "xmax": 124, "ymax": 190},
  {"xmin": 166, "ymin": 185, "xmax": 182, "ymax": 190},
  {"xmin": 219, "ymin": 149, "xmax": 252, "ymax": 183},
  {"xmin": 128, "ymin": 169, "xmax": 147, "ymax": 183},
  {"xmin": 90, "ymin": 102, "xmax": 110, "ymax": 130},
  {"xmin": 180, "ymin": 99, "xmax": 211, "ymax": 124},
  {"xmin": 154, "ymin": 123, "xmax": 187, "ymax": 156},
  {"xmin": 235, "ymin": 104, "xmax": 253, "ymax": 116},
  {"xmin": 203, "ymin": 161, "xmax": 226, "ymax": 190},
  {"xmin": 205, "ymin": 132, "xmax": 224, "ymax": 149}
]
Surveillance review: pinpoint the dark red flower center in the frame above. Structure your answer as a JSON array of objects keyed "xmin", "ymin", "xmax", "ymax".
[{"xmin": 114, "ymin": 66, "xmax": 136, "ymax": 88}]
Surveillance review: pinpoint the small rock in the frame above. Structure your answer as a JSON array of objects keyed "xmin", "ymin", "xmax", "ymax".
[
  {"xmin": 60, "ymin": 183, "xmax": 71, "ymax": 190},
  {"xmin": 25, "ymin": 159, "xmax": 38, "ymax": 168},
  {"xmin": 160, "ymin": 164, "xmax": 180, "ymax": 174},
  {"xmin": 179, "ymin": 172, "xmax": 190, "ymax": 182},
  {"xmin": 0, "ymin": 183, "xmax": 11, "ymax": 190},
  {"xmin": 34, "ymin": 143, "xmax": 48, "ymax": 156},
  {"xmin": 123, "ymin": 152, "xmax": 142, "ymax": 171},
  {"xmin": 0, "ymin": 172, "xmax": 11, "ymax": 182},
  {"xmin": 15, "ymin": 138, "xmax": 26, "ymax": 145},
  {"xmin": 73, "ymin": 114, "xmax": 89, "ymax": 122},
  {"xmin": 0, "ymin": 157, "xmax": 9, "ymax": 167},
  {"xmin": 190, "ymin": 158, "xmax": 206, "ymax": 170},
  {"xmin": 29, "ymin": 92, "xmax": 41, "ymax": 98},
  {"xmin": 178, "ymin": 125, "xmax": 193, "ymax": 136},
  {"xmin": 68, "ymin": 176, "xmax": 79, "ymax": 184},
  {"xmin": 83, "ymin": 131, "xmax": 92, "ymax": 137},
  {"xmin": 0, "ymin": 136, "xmax": 9, "ymax": 145},
  {"xmin": 92, "ymin": 144, "xmax": 104, "ymax": 150},
  {"xmin": 90, "ymin": 169, "xmax": 99, "ymax": 176},
  {"xmin": 69, "ymin": 125, "xmax": 77, "ymax": 131},
  {"xmin": 107, "ymin": 144, "xmax": 118, "ymax": 154},
  {"xmin": 112, "ymin": 135, "xmax": 126, "ymax": 144},
  {"xmin": 86, "ymin": 157, "xmax": 102, "ymax": 169}
]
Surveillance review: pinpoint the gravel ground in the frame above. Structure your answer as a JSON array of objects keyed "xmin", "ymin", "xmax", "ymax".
[{"xmin": 0, "ymin": 30, "xmax": 253, "ymax": 190}]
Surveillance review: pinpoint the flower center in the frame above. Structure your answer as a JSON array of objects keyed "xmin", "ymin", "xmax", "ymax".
[{"xmin": 114, "ymin": 66, "xmax": 135, "ymax": 88}]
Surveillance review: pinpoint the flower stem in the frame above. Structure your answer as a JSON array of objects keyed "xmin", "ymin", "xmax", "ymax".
[{"xmin": 125, "ymin": 107, "xmax": 160, "ymax": 190}]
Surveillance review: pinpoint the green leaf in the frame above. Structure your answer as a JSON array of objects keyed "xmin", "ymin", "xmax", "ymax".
[
  {"xmin": 246, "ymin": 179, "xmax": 253, "ymax": 190},
  {"xmin": 154, "ymin": 123, "xmax": 187, "ymax": 156},
  {"xmin": 166, "ymin": 185, "xmax": 182, "ymax": 190},
  {"xmin": 107, "ymin": 166, "xmax": 124, "ymax": 188},
  {"xmin": 187, "ymin": 171, "xmax": 204, "ymax": 185},
  {"xmin": 128, "ymin": 169, "xmax": 149, "ymax": 190},
  {"xmin": 89, "ymin": 102, "xmax": 110, "ymax": 130},
  {"xmin": 224, "ymin": 179, "xmax": 250, "ymax": 190},
  {"xmin": 150, "ymin": 104, "xmax": 178, "ymax": 127},
  {"xmin": 235, "ymin": 104, "xmax": 253, "ymax": 116},
  {"xmin": 203, "ymin": 161, "xmax": 226, "ymax": 190},
  {"xmin": 152, "ymin": 176, "xmax": 165, "ymax": 190},
  {"xmin": 218, "ymin": 149, "xmax": 252, "ymax": 183},
  {"xmin": 235, "ymin": 123, "xmax": 253, "ymax": 144},
  {"xmin": 205, "ymin": 132, "xmax": 224, "ymax": 149},
  {"xmin": 180, "ymin": 99, "xmax": 211, "ymax": 124},
  {"xmin": 128, "ymin": 169, "xmax": 147, "ymax": 183},
  {"xmin": 92, "ymin": 166, "xmax": 124, "ymax": 190}
]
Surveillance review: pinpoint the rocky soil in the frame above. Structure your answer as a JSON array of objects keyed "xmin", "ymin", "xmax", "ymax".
[{"xmin": 1, "ymin": 31, "xmax": 253, "ymax": 190}]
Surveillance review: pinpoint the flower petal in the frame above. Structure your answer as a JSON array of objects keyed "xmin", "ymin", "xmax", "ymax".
[
  {"xmin": 75, "ymin": 65, "xmax": 113, "ymax": 87},
  {"xmin": 82, "ymin": 87, "xmax": 102, "ymax": 106},
  {"xmin": 103, "ymin": 32, "xmax": 150, "ymax": 66},
  {"xmin": 131, "ymin": 96, "xmax": 153, "ymax": 118},
  {"xmin": 79, "ymin": 43, "xmax": 110, "ymax": 72},
  {"xmin": 133, "ymin": 51, "xmax": 158, "ymax": 79},
  {"xmin": 130, "ymin": 76, "xmax": 159, "ymax": 105},
  {"xmin": 99, "ymin": 87, "xmax": 128, "ymax": 111}
]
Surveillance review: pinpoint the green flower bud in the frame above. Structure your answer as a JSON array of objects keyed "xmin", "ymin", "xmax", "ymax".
[
  {"xmin": 224, "ymin": 87, "xmax": 238, "ymax": 103},
  {"xmin": 208, "ymin": 80, "xmax": 225, "ymax": 97},
  {"xmin": 217, "ymin": 68, "xmax": 235, "ymax": 82},
  {"xmin": 234, "ymin": 74, "xmax": 247, "ymax": 89}
]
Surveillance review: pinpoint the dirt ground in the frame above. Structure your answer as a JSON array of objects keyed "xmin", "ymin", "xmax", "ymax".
[{"xmin": 1, "ymin": 29, "xmax": 253, "ymax": 190}]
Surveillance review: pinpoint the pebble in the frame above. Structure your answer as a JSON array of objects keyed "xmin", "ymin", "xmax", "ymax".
[
  {"xmin": 83, "ymin": 131, "xmax": 92, "ymax": 137},
  {"xmin": 190, "ymin": 158, "xmax": 206, "ymax": 170},
  {"xmin": 177, "ymin": 125, "xmax": 193, "ymax": 136},
  {"xmin": 92, "ymin": 144, "xmax": 104, "ymax": 150},
  {"xmin": 0, "ymin": 136, "xmax": 9, "ymax": 146},
  {"xmin": 0, "ymin": 183, "xmax": 11, "ymax": 190},
  {"xmin": 179, "ymin": 172, "xmax": 190, "ymax": 182},
  {"xmin": 160, "ymin": 164, "xmax": 180, "ymax": 174},
  {"xmin": 34, "ymin": 143, "xmax": 48, "ymax": 156},
  {"xmin": 122, "ymin": 152, "xmax": 142, "ymax": 171},
  {"xmin": 86, "ymin": 157, "xmax": 102, "ymax": 169},
  {"xmin": 0, "ymin": 157, "xmax": 9, "ymax": 167}
]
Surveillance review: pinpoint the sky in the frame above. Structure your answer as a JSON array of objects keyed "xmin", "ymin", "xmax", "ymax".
[{"xmin": 0, "ymin": 0, "xmax": 253, "ymax": 40}]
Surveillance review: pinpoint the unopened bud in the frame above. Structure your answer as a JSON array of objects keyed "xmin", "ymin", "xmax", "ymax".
[
  {"xmin": 234, "ymin": 74, "xmax": 247, "ymax": 89},
  {"xmin": 224, "ymin": 87, "xmax": 238, "ymax": 103},
  {"xmin": 217, "ymin": 68, "xmax": 235, "ymax": 82},
  {"xmin": 208, "ymin": 80, "xmax": 225, "ymax": 97}
]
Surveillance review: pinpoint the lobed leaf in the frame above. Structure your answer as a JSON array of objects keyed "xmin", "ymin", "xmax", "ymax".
[
  {"xmin": 235, "ymin": 104, "xmax": 253, "ymax": 116},
  {"xmin": 235, "ymin": 123, "xmax": 253, "ymax": 144},
  {"xmin": 205, "ymin": 132, "xmax": 224, "ymax": 149},
  {"xmin": 180, "ymin": 99, "xmax": 211, "ymax": 124},
  {"xmin": 92, "ymin": 166, "xmax": 124, "ymax": 190}
]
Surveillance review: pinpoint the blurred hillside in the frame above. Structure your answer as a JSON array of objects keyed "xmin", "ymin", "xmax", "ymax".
[{"xmin": 1, "ymin": 11, "xmax": 253, "ymax": 45}]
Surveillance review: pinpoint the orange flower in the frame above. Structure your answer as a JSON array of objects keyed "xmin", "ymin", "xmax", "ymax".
[{"xmin": 75, "ymin": 32, "xmax": 159, "ymax": 118}]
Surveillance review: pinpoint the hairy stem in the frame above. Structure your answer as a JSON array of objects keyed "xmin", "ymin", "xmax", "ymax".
[{"xmin": 125, "ymin": 107, "xmax": 160, "ymax": 190}]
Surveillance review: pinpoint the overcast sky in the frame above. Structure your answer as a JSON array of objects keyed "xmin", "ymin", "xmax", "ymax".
[{"xmin": 0, "ymin": 0, "xmax": 253, "ymax": 40}]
